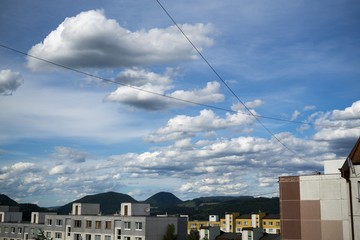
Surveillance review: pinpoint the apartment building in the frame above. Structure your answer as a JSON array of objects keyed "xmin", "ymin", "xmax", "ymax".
[
  {"xmin": 279, "ymin": 137, "xmax": 360, "ymax": 240},
  {"xmin": 0, "ymin": 202, "xmax": 187, "ymax": 240},
  {"xmin": 188, "ymin": 212, "xmax": 280, "ymax": 235},
  {"xmin": 262, "ymin": 214, "xmax": 280, "ymax": 234}
]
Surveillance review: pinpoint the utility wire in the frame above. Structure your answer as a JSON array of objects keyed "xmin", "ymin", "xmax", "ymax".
[
  {"xmin": 0, "ymin": 43, "xmax": 356, "ymax": 132},
  {"xmin": 155, "ymin": 0, "xmax": 298, "ymax": 155}
]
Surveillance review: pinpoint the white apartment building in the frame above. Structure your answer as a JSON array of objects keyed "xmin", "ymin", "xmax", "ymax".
[{"xmin": 0, "ymin": 202, "xmax": 187, "ymax": 240}]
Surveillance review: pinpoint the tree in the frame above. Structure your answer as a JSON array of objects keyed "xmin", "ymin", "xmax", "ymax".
[
  {"xmin": 34, "ymin": 229, "xmax": 51, "ymax": 240},
  {"xmin": 163, "ymin": 224, "xmax": 177, "ymax": 240},
  {"xmin": 186, "ymin": 230, "xmax": 199, "ymax": 240}
]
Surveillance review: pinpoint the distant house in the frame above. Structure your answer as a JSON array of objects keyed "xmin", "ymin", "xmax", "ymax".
[{"xmin": 279, "ymin": 137, "xmax": 360, "ymax": 240}]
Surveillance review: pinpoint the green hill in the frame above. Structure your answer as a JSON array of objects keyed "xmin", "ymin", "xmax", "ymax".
[
  {"xmin": 2, "ymin": 192, "xmax": 279, "ymax": 220},
  {"xmin": 57, "ymin": 191, "xmax": 137, "ymax": 215},
  {"xmin": 144, "ymin": 192, "xmax": 183, "ymax": 207},
  {"xmin": 0, "ymin": 194, "xmax": 18, "ymax": 206}
]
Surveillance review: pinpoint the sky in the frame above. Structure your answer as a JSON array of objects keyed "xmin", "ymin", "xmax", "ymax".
[{"xmin": 0, "ymin": 0, "xmax": 360, "ymax": 207}]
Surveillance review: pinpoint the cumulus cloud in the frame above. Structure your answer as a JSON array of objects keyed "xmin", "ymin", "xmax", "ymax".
[
  {"xmin": 0, "ymin": 69, "xmax": 24, "ymax": 95},
  {"xmin": 231, "ymin": 99, "xmax": 264, "ymax": 112},
  {"xmin": 49, "ymin": 165, "xmax": 76, "ymax": 175},
  {"xmin": 146, "ymin": 108, "xmax": 256, "ymax": 142},
  {"xmin": 313, "ymin": 101, "xmax": 360, "ymax": 143},
  {"xmin": 104, "ymin": 134, "xmax": 335, "ymax": 198},
  {"xmin": 105, "ymin": 68, "xmax": 223, "ymax": 110},
  {"xmin": 0, "ymin": 162, "xmax": 48, "ymax": 198},
  {"xmin": 27, "ymin": 10, "xmax": 214, "ymax": 71}
]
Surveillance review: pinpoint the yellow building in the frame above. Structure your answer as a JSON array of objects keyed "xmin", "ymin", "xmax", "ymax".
[
  {"xmin": 187, "ymin": 220, "xmax": 220, "ymax": 234},
  {"xmin": 188, "ymin": 212, "xmax": 280, "ymax": 234},
  {"xmin": 262, "ymin": 214, "xmax": 280, "ymax": 234}
]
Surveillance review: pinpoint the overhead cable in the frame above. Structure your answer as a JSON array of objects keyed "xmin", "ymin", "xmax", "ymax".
[
  {"xmin": 0, "ymin": 43, "xmax": 355, "ymax": 132},
  {"xmin": 155, "ymin": 0, "xmax": 298, "ymax": 155}
]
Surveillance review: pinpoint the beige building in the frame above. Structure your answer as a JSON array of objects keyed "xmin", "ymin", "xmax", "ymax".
[{"xmin": 279, "ymin": 137, "xmax": 360, "ymax": 240}]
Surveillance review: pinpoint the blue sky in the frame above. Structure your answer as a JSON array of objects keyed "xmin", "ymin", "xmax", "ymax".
[{"xmin": 1, "ymin": 0, "xmax": 360, "ymax": 207}]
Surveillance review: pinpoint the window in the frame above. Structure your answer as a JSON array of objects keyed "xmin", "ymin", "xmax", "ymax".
[
  {"xmin": 46, "ymin": 232, "xmax": 51, "ymax": 238},
  {"xmin": 56, "ymin": 219, "xmax": 63, "ymax": 226},
  {"xmin": 86, "ymin": 221, "xmax": 92, "ymax": 228},
  {"xmin": 74, "ymin": 234, "xmax": 81, "ymax": 240},
  {"xmin": 269, "ymin": 221, "xmax": 273, "ymax": 226},
  {"xmin": 18, "ymin": 228, "xmax": 22, "ymax": 234},
  {"xmin": 124, "ymin": 237, "xmax": 130, "ymax": 240},
  {"xmin": 276, "ymin": 222, "xmax": 280, "ymax": 226},
  {"xmin": 11, "ymin": 227, "xmax": 15, "ymax": 234},
  {"xmin": 238, "ymin": 222, "xmax": 242, "ymax": 226},
  {"xmin": 96, "ymin": 221, "xmax": 102, "ymax": 229},
  {"xmin": 67, "ymin": 227, "xmax": 71, "ymax": 237},
  {"xmin": 124, "ymin": 222, "xmax": 131, "ymax": 230},
  {"xmin": 135, "ymin": 222, "xmax": 142, "ymax": 230},
  {"xmin": 95, "ymin": 235, "xmax": 101, "ymax": 240},
  {"xmin": 86, "ymin": 234, "xmax": 91, "ymax": 240},
  {"xmin": 105, "ymin": 221, "xmax": 112, "ymax": 229},
  {"xmin": 269, "ymin": 229, "xmax": 273, "ymax": 233},
  {"xmin": 47, "ymin": 219, "xmax": 53, "ymax": 226},
  {"xmin": 244, "ymin": 221, "xmax": 248, "ymax": 226},
  {"xmin": 263, "ymin": 222, "xmax": 266, "ymax": 226},
  {"xmin": 55, "ymin": 232, "xmax": 62, "ymax": 239},
  {"xmin": 117, "ymin": 229, "xmax": 121, "ymax": 240},
  {"xmin": 74, "ymin": 220, "xmax": 82, "ymax": 228},
  {"xmin": 105, "ymin": 235, "xmax": 111, "ymax": 240},
  {"xmin": 135, "ymin": 237, "xmax": 142, "ymax": 240}
]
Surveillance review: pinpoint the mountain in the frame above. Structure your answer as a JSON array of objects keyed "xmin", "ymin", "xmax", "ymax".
[
  {"xmin": 56, "ymin": 191, "xmax": 137, "ymax": 215},
  {"xmin": 0, "ymin": 194, "xmax": 18, "ymax": 206},
  {"xmin": 1, "ymin": 192, "xmax": 279, "ymax": 220},
  {"xmin": 0, "ymin": 194, "xmax": 49, "ymax": 221},
  {"xmin": 144, "ymin": 192, "xmax": 183, "ymax": 207}
]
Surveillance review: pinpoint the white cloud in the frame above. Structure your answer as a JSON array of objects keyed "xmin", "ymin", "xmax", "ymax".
[
  {"xmin": 331, "ymin": 101, "xmax": 360, "ymax": 120},
  {"xmin": 49, "ymin": 165, "xmax": 75, "ymax": 175},
  {"xmin": 303, "ymin": 105, "xmax": 316, "ymax": 111},
  {"xmin": 114, "ymin": 68, "xmax": 173, "ymax": 87},
  {"xmin": 27, "ymin": 10, "xmax": 214, "ymax": 71},
  {"xmin": 313, "ymin": 100, "xmax": 360, "ymax": 141},
  {"xmin": 146, "ymin": 108, "xmax": 255, "ymax": 142},
  {"xmin": 0, "ymin": 69, "xmax": 23, "ymax": 95},
  {"xmin": 106, "ymin": 68, "xmax": 224, "ymax": 110}
]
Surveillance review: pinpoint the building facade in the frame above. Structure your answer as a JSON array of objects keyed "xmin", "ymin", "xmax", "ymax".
[
  {"xmin": 0, "ymin": 203, "xmax": 187, "ymax": 240},
  {"xmin": 279, "ymin": 137, "xmax": 360, "ymax": 240}
]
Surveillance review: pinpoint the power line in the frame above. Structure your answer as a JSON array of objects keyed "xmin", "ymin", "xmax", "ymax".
[
  {"xmin": 0, "ymin": 43, "xmax": 356, "ymax": 132},
  {"xmin": 155, "ymin": 0, "xmax": 299, "ymax": 155}
]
